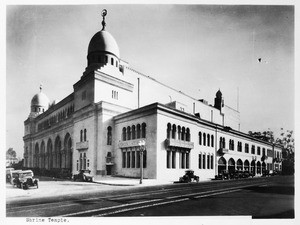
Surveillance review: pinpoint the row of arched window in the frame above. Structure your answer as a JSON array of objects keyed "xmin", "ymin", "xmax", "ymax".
[
  {"xmin": 122, "ymin": 123, "xmax": 146, "ymax": 141},
  {"xmin": 219, "ymin": 137, "xmax": 269, "ymax": 157},
  {"xmin": 167, "ymin": 123, "xmax": 191, "ymax": 142},
  {"xmin": 199, "ymin": 132, "xmax": 214, "ymax": 147},
  {"xmin": 24, "ymin": 133, "xmax": 72, "ymax": 170},
  {"xmin": 37, "ymin": 104, "xmax": 75, "ymax": 132}
]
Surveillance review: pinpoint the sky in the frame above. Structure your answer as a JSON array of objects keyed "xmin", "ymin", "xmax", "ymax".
[{"xmin": 4, "ymin": 3, "xmax": 295, "ymax": 158}]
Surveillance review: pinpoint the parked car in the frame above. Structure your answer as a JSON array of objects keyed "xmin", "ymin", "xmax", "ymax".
[
  {"xmin": 232, "ymin": 170, "xmax": 245, "ymax": 179},
  {"xmin": 8, "ymin": 169, "xmax": 22, "ymax": 184},
  {"xmin": 6, "ymin": 168, "xmax": 14, "ymax": 183},
  {"xmin": 262, "ymin": 170, "xmax": 270, "ymax": 177},
  {"xmin": 215, "ymin": 170, "xmax": 229, "ymax": 180},
  {"xmin": 242, "ymin": 171, "xmax": 251, "ymax": 178},
  {"xmin": 73, "ymin": 170, "xmax": 94, "ymax": 182},
  {"xmin": 179, "ymin": 170, "xmax": 199, "ymax": 183},
  {"xmin": 13, "ymin": 170, "xmax": 39, "ymax": 190}
]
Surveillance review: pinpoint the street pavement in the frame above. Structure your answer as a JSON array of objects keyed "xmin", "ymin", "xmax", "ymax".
[{"xmin": 6, "ymin": 175, "xmax": 294, "ymax": 218}]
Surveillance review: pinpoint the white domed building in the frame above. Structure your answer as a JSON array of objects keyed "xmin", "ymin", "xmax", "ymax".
[{"xmin": 23, "ymin": 10, "xmax": 282, "ymax": 181}]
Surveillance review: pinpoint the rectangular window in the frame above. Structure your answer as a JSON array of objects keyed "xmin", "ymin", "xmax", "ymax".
[
  {"xmin": 131, "ymin": 151, "xmax": 135, "ymax": 168},
  {"xmin": 245, "ymin": 144, "xmax": 249, "ymax": 153},
  {"xmin": 199, "ymin": 153, "xmax": 202, "ymax": 169},
  {"xmin": 136, "ymin": 150, "xmax": 140, "ymax": 168},
  {"xmin": 127, "ymin": 151, "xmax": 131, "ymax": 168},
  {"xmin": 186, "ymin": 152, "xmax": 190, "ymax": 169},
  {"xmin": 180, "ymin": 152, "xmax": 185, "ymax": 169},
  {"xmin": 167, "ymin": 151, "xmax": 171, "ymax": 168},
  {"xmin": 211, "ymin": 155, "xmax": 214, "ymax": 169},
  {"xmin": 80, "ymin": 153, "xmax": 83, "ymax": 170},
  {"xmin": 172, "ymin": 151, "xmax": 176, "ymax": 168},
  {"xmin": 76, "ymin": 160, "xmax": 79, "ymax": 171},
  {"xmin": 122, "ymin": 151, "xmax": 126, "ymax": 168},
  {"xmin": 257, "ymin": 147, "xmax": 261, "ymax": 155},
  {"xmin": 251, "ymin": 145, "xmax": 255, "ymax": 154},
  {"xmin": 143, "ymin": 151, "xmax": 147, "ymax": 168},
  {"xmin": 203, "ymin": 154, "xmax": 206, "ymax": 169},
  {"xmin": 207, "ymin": 154, "xmax": 210, "ymax": 169}
]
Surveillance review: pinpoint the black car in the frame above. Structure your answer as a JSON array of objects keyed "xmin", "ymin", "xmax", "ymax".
[
  {"xmin": 215, "ymin": 170, "xmax": 229, "ymax": 180},
  {"xmin": 73, "ymin": 170, "xmax": 94, "ymax": 182},
  {"xmin": 179, "ymin": 170, "xmax": 199, "ymax": 183},
  {"xmin": 13, "ymin": 170, "xmax": 39, "ymax": 190}
]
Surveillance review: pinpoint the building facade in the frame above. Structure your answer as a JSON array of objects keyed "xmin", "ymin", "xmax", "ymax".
[{"xmin": 23, "ymin": 11, "xmax": 282, "ymax": 181}]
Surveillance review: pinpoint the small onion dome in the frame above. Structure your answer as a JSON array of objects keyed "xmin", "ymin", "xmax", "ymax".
[{"xmin": 31, "ymin": 87, "xmax": 50, "ymax": 109}]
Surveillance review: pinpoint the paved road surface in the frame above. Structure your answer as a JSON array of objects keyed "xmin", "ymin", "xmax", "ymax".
[{"xmin": 6, "ymin": 176, "xmax": 294, "ymax": 218}]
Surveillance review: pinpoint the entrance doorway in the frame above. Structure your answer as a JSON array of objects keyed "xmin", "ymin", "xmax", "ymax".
[{"xmin": 106, "ymin": 165, "xmax": 112, "ymax": 175}]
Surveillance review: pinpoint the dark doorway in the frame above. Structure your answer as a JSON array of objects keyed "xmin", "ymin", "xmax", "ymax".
[{"xmin": 106, "ymin": 165, "xmax": 112, "ymax": 175}]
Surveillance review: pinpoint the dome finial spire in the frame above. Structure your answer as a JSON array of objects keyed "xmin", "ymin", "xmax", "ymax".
[
  {"xmin": 39, "ymin": 83, "xmax": 43, "ymax": 92},
  {"xmin": 101, "ymin": 9, "xmax": 107, "ymax": 31}
]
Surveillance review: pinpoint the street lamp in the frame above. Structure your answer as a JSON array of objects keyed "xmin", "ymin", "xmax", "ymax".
[{"xmin": 138, "ymin": 140, "xmax": 146, "ymax": 184}]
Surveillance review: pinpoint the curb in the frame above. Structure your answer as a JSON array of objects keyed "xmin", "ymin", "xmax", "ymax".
[{"xmin": 93, "ymin": 181, "xmax": 138, "ymax": 186}]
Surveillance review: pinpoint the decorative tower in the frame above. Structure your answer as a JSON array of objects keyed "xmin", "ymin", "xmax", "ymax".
[{"xmin": 214, "ymin": 89, "xmax": 224, "ymax": 111}]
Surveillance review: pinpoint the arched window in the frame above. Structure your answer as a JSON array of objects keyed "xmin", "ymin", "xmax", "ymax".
[
  {"xmin": 142, "ymin": 123, "xmax": 146, "ymax": 138},
  {"xmin": 137, "ymin": 124, "xmax": 141, "ymax": 139},
  {"xmin": 177, "ymin": 126, "xmax": 181, "ymax": 140},
  {"xmin": 211, "ymin": 135, "xmax": 214, "ymax": 147},
  {"xmin": 132, "ymin": 125, "xmax": 136, "ymax": 139},
  {"xmin": 186, "ymin": 128, "xmax": 190, "ymax": 142},
  {"xmin": 207, "ymin": 134, "xmax": 210, "ymax": 146},
  {"xmin": 127, "ymin": 126, "xmax": 131, "ymax": 140},
  {"xmin": 203, "ymin": 133, "xmax": 206, "ymax": 146},
  {"xmin": 172, "ymin": 124, "xmax": 176, "ymax": 139},
  {"xmin": 111, "ymin": 58, "xmax": 114, "ymax": 65},
  {"xmin": 219, "ymin": 137, "xmax": 223, "ymax": 148},
  {"xmin": 181, "ymin": 127, "xmax": 185, "ymax": 140},
  {"xmin": 199, "ymin": 132, "xmax": 202, "ymax": 145},
  {"xmin": 167, "ymin": 123, "xmax": 171, "ymax": 139},
  {"xmin": 107, "ymin": 126, "xmax": 112, "ymax": 145},
  {"xmin": 122, "ymin": 127, "xmax": 126, "ymax": 141}
]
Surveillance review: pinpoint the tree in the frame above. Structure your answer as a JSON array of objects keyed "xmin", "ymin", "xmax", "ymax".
[
  {"xmin": 6, "ymin": 148, "xmax": 16, "ymax": 158},
  {"xmin": 248, "ymin": 128, "xmax": 294, "ymax": 175}
]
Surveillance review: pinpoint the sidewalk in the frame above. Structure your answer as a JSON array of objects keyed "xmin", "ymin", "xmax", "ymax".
[{"xmin": 93, "ymin": 176, "xmax": 174, "ymax": 186}]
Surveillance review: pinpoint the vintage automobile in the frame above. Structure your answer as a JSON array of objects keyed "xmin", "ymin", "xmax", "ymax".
[
  {"xmin": 215, "ymin": 170, "xmax": 229, "ymax": 180},
  {"xmin": 179, "ymin": 170, "xmax": 199, "ymax": 183},
  {"xmin": 6, "ymin": 168, "xmax": 14, "ymax": 183},
  {"xmin": 73, "ymin": 170, "xmax": 94, "ymax": 182},
  {"xmin": 13, "ymin": 170, "xmax": 39, "ymax": 189},
  {"xmin": 262, "ymin": 169, "xmax": 270, "ymax": 177},
  {"xmin": 8, "ymin": 169, "xmax": 22, "ymax": 184}
]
